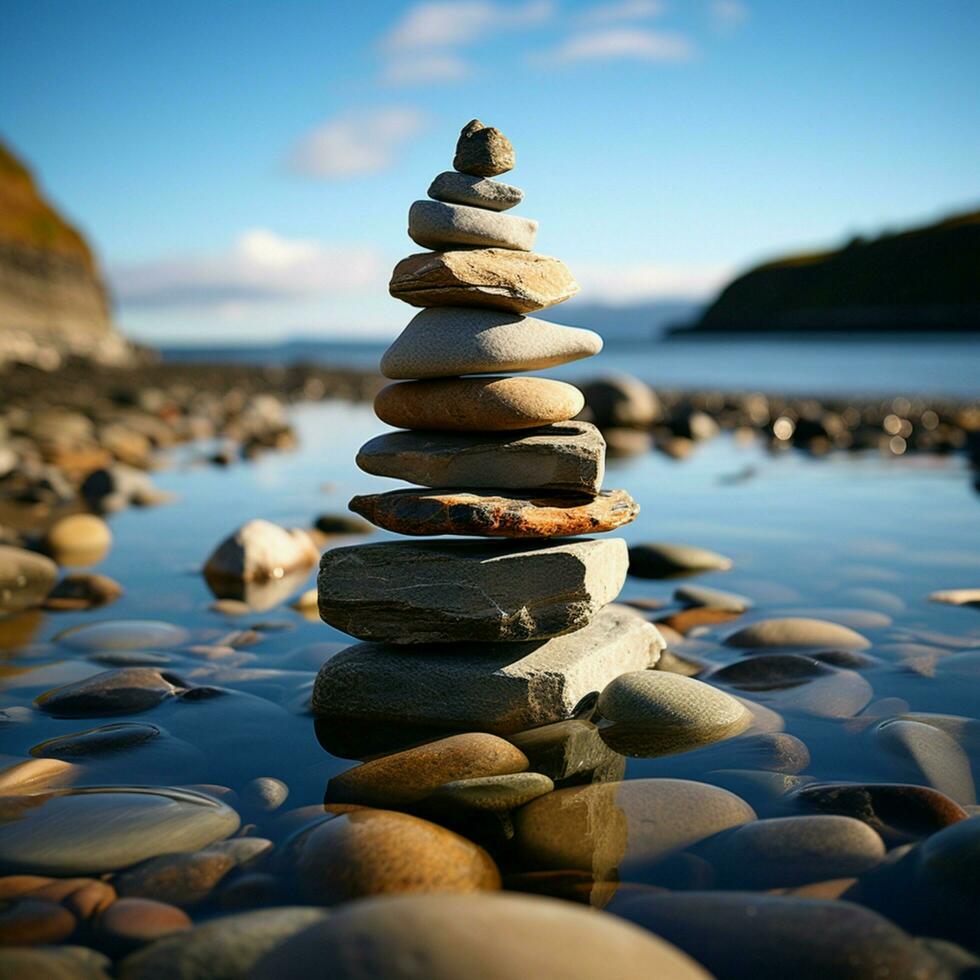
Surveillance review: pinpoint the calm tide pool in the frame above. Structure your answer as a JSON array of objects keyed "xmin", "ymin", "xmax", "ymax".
[{"xmin": 1, "ymin": 398, "xmax": 979, "ymax": 971}]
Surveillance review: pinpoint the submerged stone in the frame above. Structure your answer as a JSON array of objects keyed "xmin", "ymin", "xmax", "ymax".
[
  {"xmin": 317, "ymin": 538, "xmax": 628, "ymax": 644},
  {"xmin": 348, "ymin": 488, "xmax": 638, "ymax": 538},
  {"xmin": 0, "ymin": 546, "xmax": 57, "ymax": 613},
  {"xmin": 312, "ymin": 604, "xmax": 661, "ymax": 734}
]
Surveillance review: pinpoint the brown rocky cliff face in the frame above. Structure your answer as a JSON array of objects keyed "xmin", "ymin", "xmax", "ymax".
[{"xmin": 0, "ymin": 139, "xmax": 132, "ymax": 365}]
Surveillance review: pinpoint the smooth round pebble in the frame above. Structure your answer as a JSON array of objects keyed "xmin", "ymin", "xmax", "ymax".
[
  {"xmin": 242, "ymin": 777, "xmax": 289, "ymax": 813},
  {"xmin": 44, "ymin": 514, "xmax": 112, "ymax": 564},
  {"xmin": 628, "ymin": 543, "xmax": 732, "ymax": 579},
  {"xmin": 34, "ymin": 668, "xmax": 185, "ymax": 717},
  {"xmin": 0, "ymin": 897, "xmax": 76, "ymax": 945},
  {"xmin": 674, "ymin": 584, "xmax": 752, "ymax": 612},
  {"xmin": 0, "ymin": 546, "xmax": 58, "ymax": 613},
  {"xmin": 725, "ymin": 617, "xmax": 870, "ymax": 650},
  {"xmin": 97, "ymin": 897, "xmax": 191, "ymax": 947},
  {"xmin": 54, "ymin": 620, "xmax": 189, "ymax": 651}
]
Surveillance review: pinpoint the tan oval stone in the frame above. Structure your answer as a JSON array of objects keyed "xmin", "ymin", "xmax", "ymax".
[
  {"xmin": 375, "ymin": 377, "xmax": 584, "ymax": 432},
  {"xmin": 513, "ymin": 778, "xmax": 756, "ymax": 879},
  {"xmin": 294, "ymin": 809, "xmax": 500, "ymax": 902},
  {"xmin": 725, "ymin": 617, "xmax": 870, "ymax": 650},
  {"xmin": 348, "ymin": 488, "xmax": 638, "ymax": 538},
  {"xmin": 251, "ymin": 892, "xmax": 711, "ymax": 980},
  {"xmin": 381, "ymin": 308, "xmax": 599, "ymax": 379},
  {"xmin": 389, "ymin": 249, "xmax": 578, "ymax": 313},
  {"xmin": 97, "ymin": 897, "xmax": 191, "ymax": 947},
  {"xmin": 325, "ymin": 733, "xmax": 529, "ymax": 808}
]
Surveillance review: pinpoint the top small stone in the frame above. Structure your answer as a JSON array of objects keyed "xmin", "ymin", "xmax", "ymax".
[{"xmin": 454, "ymin": 119, "xmax": 515, "ymax": 177}]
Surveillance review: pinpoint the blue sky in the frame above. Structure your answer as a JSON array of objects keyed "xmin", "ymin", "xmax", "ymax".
[{"xmin": 3, "ymin": 0, "xmax": 978, "ymax": 342}]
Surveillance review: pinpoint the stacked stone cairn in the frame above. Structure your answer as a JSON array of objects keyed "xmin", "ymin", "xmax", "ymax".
[{"xmin": 312, "ymin": 120, "xmax": 664, "ymax": 738}]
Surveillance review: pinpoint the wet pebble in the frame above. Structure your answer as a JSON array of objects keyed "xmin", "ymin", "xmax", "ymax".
[
  {"xmin": 294, "ymin": 808, "xmax": 501, "ymax": 902},
  {"xmin": 507, "ymin": 718, "xmax": 625, "ymax": 783},
  {"xmin": 325, "ymin": 733, "xmax": 529, "ymax": 808},
  {"xmin": 875, "ymin": 719, "xmax": 976, "ymax": 804},
  {"xmin": 929, "ymin": 588, "xmax": 980, "ymax": 607},
  {"xmin": 95, "ymin": 897, "xmax": 191, "ymax": 950},
  {"xmin": 242, "ymin": 777, "xmax": 289, "ymax": 813},
  {"xmin": 655, "ymin": 607, "xmax": 743, "ymax": 634},
  {"xmin": 0, "ymin": 897, "xmax": 76, "ymax": 945},
  {"xmin": 674, "ymin": 584, "xmax": 752, "ymax": 612},
  {"xmin": 34, "ymin": 668, "xmax": 186, "ymax": 717},
  {"xmin": 0, "ymin": 546, "xmax": 57, "ymax": 613},
  {"xmin": 424, "ymin": 772, "xmax": 554, "ymax": 812},
  {"xmin": 54, "ymin": 620, "xmax": 189, "ymax": 651},
  {"xmin": 117, "ymin": 906, "xmax": 329, "ymax": 980},
  {"xmin": 251, "ymin": 893, "xmax": 711, "ymax": 980},
  {"xmin": 628, "ymin": 542, "xmax": 732, "ymax": 579},
  {"xmin": 725, "ymin": 617, "xmax": 870, "ymax": 650},
  {"xmin": 794, "ymin": 782, "xmax": 968, "ymax": 841},
  {"xmin": 0, "ymin": 787, "xmax": 240, "ymax": 875},
  {"xmin": 43, "ymin": 573, "xmax": 123, "ymax": 611}
]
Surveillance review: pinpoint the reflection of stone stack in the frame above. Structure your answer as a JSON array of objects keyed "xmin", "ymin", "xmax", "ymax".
[{"xmin": 313, "ymin": 120, "xmax": 663, "ymax": 735}]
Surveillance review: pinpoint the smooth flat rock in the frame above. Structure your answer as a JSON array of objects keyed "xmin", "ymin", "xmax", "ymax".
[
  {"xmin": 513, "ymin": 778, "xmax": 756, "ymax": 878},
  {"xmin": 356, "ymin": 421, "xmax": 605, "ymax": 494},
  {"xmin": 375, "ymin": 376, "xmax": 583, "ymax": 432},
  {"xmin": 708, "ymin": 815, "xmax": 886, "ymax": 887},
  {"xmin": 597, "ymin": 672, "xmax": 752, "ymax": 757},
  {"xmin": 348, "ymin": 488, "xmax": 638, "ymax": 538},
  {"xmin": 293, "ymin": 809, "xmax": 500, "ymax": 902},
  {"xmin": 674, "ymin": 584, "xmax": 753, "ymax": 613},
  {"xmin": 389, "ymin": 249, "xmax": 577, "ymax": 313},
  {"xmin": 53, "ymin": 619, "xmax": 189, "ymax": 651},
  {"xmin": 251, "ymin": 893, "xmax": 710, "ymax": 980},
  {"xmin": 326, "ymin": 733, "xmax": 529, "ymax": 808},
  {"xmin": 0, "ymin": 787, "xmax": 239, "ymax": 875},
  {"xmin": 628, "ymin": 542, "xmax": 732, "ymax": 579},
  {"xmin": 311, "ymin": 604, "xmax": 662, "ymax": 734},
  {"xmin": 453, "ymin": 119, "xmax": 516, "ymax": 176},
  {"xmin": 117, "ymin": 907, "xmax": 328, "ymax": 980},
  {"xmin": 408, "ymin": 200, "xmax": 536, "ymax": 252},
  {"xmin": 381, "ymin": 308, "xmax": 599, "ymax": 379},
  {"xmin": 613, "ymin": 892, "xmax": 945, "ymax": 980},
  {"xmin": 428, "ymin": 171, "xmax": 523, "ymax": 210},
  {"xmin": 725, "ymin": 617, "xmax": 870, "ymax": 650},
  {"xmin": 34, "ymin": 667, "xmax": 185, "ymax": 717},
  {"xmin": 0, "ymin": 546, "xmax": 57, "ymax": 613},
  {"xmin": 318, "ymin": 537, "xmax": 627, "ymax": 643}
]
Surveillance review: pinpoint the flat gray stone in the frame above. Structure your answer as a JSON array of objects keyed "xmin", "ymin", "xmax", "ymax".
[
  {"xmin": 380, "ymin": 307, "xmax": 601, "ymax": 380},
  {"xmin": 428, "ymin": 171, "xmax": 523, "ymax": 211},
  {"xmin": 356, "ymin": 421, "xmax": 606, "ymax": 494},
  {"xmin": 311, "ymin": 604, "xmax": 662, "ymax": 734},
  {"xmin": 408, "ymin": 200, "xmax": 537, "ymax": 252},
  {"xmin": 725, "ymin": 617, "xmax": 870, "ymax": 650},
  {"xmin": 318, "ymin": 537, "xmax": 627, "ymax": 643}
]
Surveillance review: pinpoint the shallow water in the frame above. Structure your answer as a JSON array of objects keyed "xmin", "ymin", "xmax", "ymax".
[{"xmin": 2, "ymin": 399, "xmax": 979, "ymax": 964}]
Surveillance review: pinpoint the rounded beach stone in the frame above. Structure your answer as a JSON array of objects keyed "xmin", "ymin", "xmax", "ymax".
[
  {"xmin": 408, "ymin": 200, "xmax": 536, "ymax": 252},
  {"xmin": 356, "ymin": 421, "xmax": 605, "ymax": 494},
  {"xmin": 31, "ymin": 723, "xmax": 163, "ymax": 758},
  {"xmin": 326, "ymin": 733, "xmax": 529, "ymax": 808},
  {"xmin": 203, "ymin": 519, "xmax": 318, "ymax": 583},
  {"xmin": 0, "ymin": 946, "xmax": 111, "ymax": 979},
  {"xmin": 426, "ymin": 772, "xmax": 554, "ymax": 812},
  {"xmin": 928, "ymin": 588, "xmax": 980, "ymax": 607},
  {"xmin": 34, "ymin": 667, "xmax": 184, "ymax": 717},
  {"xmin": 96, "ymin": 897, "xmax": 191, "ymax": 948},
  {"xmin": 242, "ymin": 777, "xmax": 289, "ymax": 813},
  {"xmin": 43, "ymin": 573, "xmax": 123, "ymax": 611},
  {"xmin": 0, "ymin": 896, "xmax": 76, "ymax": 945},
  {"xmin": 674, "ymin": 584, "xmax": 752, "ymax": 612},
  {"xmin": 317, "ymin": 537, "xmax": 627, "ymax": 644},
  {"xmin": 628, "ymin": 542, "xmax": 732, "ymax": 579},
  {"xmin": 43, "ymin": 514, "xmax": 112, "ymax": 564},
  {"xmin": 513, "ymin": 778, "xmax": 756, "ymax": 878},
  {"xmin": 597, "ymin": 672, "xmax": 751, "ymax": 751},
  {"xmin": 0, "ymin": 787, "xmax": 240, "ymax": 876},
  {"xmin": 117, "ymin": 907, "xmax": 328, "ymax": 980},
  {"xmin": 725, "ymin": 617, "xmax": 870, "ymax": 649},
  {"xmin": 389, "ymin": 250, "xmax": 578, "ymax": 314},
  {"xmin": 381, "ymin": 308, "xmax": 600, "ymax": 380},
  {"xmin": 793, "ymin": 783, "xmax": 968, "ymax": 840},
  {"xmin": 0, "ymin": 546, "xmax": 58, "ymax": 613},
  {"xmin": 613, "ymin": 892, "xmax": 944, "ymax": 980},
  {"xmin": 917, "ymin": 814, "xmax": 980, "ymax": 894},
  {"xmin": 428, "ymin": 171, "xmax": 523, "ymax": 210},
  {"xmin": 579, "ymin": 375, "xmax": 660, "ymax": 428},
  {"xmin": 375, "ymin": 377, "xmax": 583, "ymax": 432},
  {"xmin": 709, "ymin": 815, "xmax": 885, "ymax": 887},
  {"xmin": 294, "ymin": 809, "xmax": 500, "ymax": 902},
  {"xmin": 251, "ymin": 892, "xmax": 710, "ymax": 980},
  {"xmin": 875, "ymin": 719, "xmax": 976, "ymax": 804},
  {"xmin": 348, "ymin": 488, "xmax": 638, "ymax": 538},
  {"xmin": 453, "ymin": 119, "xmax": 515, "ymax": 176},
  {"xmin": 54, "ymin": 619, "xmax": 188, "ymax": 651}
]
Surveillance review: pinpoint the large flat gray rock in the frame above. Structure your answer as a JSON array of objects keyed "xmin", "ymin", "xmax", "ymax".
[
  {"xmin": 380, "ymin": 307, "xmax": 601, "ymax": 380},
  {"xmin": 318, "ymin": 538, "xmax": 628, "ymax": 643},
  {"xmin": 408, "ymin": 200, "xmax": 537, "ymax": 252},
  {"xmin": 311, "ymin": 604, "xmax": 662, "ymax": 734},
  {"xmin": 356, "ymin": 421, "xmax": 606, "ymax": 494}
]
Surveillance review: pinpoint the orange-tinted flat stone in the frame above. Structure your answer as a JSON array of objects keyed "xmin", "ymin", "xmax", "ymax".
[{"xmin": 348, "ymin": 488, "xmax": 638, "ymax": 538}]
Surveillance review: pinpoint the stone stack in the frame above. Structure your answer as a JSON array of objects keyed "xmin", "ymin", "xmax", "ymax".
[{"xmin": 313, "ymin": 120, "xmax": 663, "ymax": 736}]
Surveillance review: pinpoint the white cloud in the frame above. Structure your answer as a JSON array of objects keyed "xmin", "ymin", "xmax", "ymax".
[
  {"xmin": 383, "ymin": 52, "xmax": 469, "ymax": 85},
  {"xmin": 112, "ymin": 229, "xmax": 384, "ymax": 309},
  {"xmin": 709, "ymin": 0, "xmax": 748, "ymax": 31},
  {"xmin": 544, "ymin": 27, "xmax": 695, "ymax": 63},
  {"xmin": 579, "ymin": 0, "xmax": 666, "ymax": 24},
  {"xmin": 575, "ymin": 261, "xmax": 732, "ymax": 302},
  {"xmin": 288, "ymin": 107, "xmax": 427, "ymax": 179},
  {"xmin": 382, "ymin": 0, "xmax": 553, "ymax": 50}
]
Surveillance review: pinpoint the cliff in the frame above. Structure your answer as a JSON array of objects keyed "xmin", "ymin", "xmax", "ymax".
[
  {"xmin": 673, "ymin": 208, "xmax": 980, "ymax": 335},
  {"xmin": 0, "ymin": 139, "xmax": 133, "ymax": 367}
]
